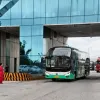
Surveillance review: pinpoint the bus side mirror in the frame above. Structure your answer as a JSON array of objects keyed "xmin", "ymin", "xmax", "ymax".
[
  {"xmin": 45, "ymin": 57, "xmax": 48, "ymax": 59},
  {"xmin": 45, "ymin": 56, "xmax": 52, "ymax": 59}
]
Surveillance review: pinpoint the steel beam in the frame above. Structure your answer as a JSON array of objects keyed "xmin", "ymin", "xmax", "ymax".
[
  {"xmin": 0, "ymin": 0, "xmax": 2, "ymax": 4},
  {"xmin": 0, "ymin": 0, "xmax": 19, "ymax": 17}
]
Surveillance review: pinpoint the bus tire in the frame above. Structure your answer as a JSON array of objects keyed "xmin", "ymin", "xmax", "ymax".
[
  {"xmin": 52, "ymin": 79, "xmax": 56, "ymax": 81},
  {"xmin": 74, "ymin": 72, "xmax": 77, "ymax": 81},
  {"xmin": 83, "ymin": 71, "xmax": 88, "ymax": 78},
  {"xmin": 97, "ymin": 71, "xmax": 99, "ymax": 73}
]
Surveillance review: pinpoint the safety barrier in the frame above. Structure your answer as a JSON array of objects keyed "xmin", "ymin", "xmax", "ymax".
[{"xmin": 4, "ymin": 73, "xmax": 44, "ymax": 81}]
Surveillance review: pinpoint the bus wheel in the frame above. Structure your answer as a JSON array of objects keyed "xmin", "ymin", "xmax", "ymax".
[
  {"xmin": 83, "ymin": 71, "xmax": 88, "ymax": 78},
  {"xmin": 52, "ymin": 79, "xmax": 56, "ymax": 81},
  {"xmin": 97, "ymin": 71, "xmax": 99, "ymax": 73},
  {"xmin": 74, "ymin": 72, "xmax": 77, "ymax": 81}
]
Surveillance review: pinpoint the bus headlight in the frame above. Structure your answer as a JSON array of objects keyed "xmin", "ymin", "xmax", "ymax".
[
  {"xmin": 45, "ymin": 71, "xmax": 50, "ymax": 75},
  {"xmin": 64, "ymin": 71, "xmax": 70, "ymax": 76}
]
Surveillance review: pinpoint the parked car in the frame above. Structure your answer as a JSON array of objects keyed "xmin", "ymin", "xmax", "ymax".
[
  {"xmin": 19, "ymin": 65, "xmax": 30, "ymax": 73},
  {"xmin": 29, "ymin": 66, "xmax": 43, "ymax": 74},
  {"xmin": 19, "ymin": 65, "xmax": 44, "ymax": 74}
]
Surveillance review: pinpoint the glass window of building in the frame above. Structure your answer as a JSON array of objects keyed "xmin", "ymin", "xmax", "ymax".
[
  {"xmin": 11, "ymin": 19, "xmax": 21, "ymax": 26},
  {"xmin": 71, "ymin": 0, "xmax": 84, "ymax": 16},
  {"xmin": 22, "ymin": 0, "xmax": 33, "ymax": 18},
  {"xmin": 46, "ymin": 18, "xmax": 57, "ymax": 24},
  {"xmin": 34, "ymin": 0, "xmax": 45, "ymax": 18},
  {"xmin": 71, "ymin": 16, "xmax": 84, "ymax": 23},
  {"xmin": 58, "ymin": 17, "xmax": 70, "ymax": 24},
  {"xmin": 22, "ymin": 19, "xmax": 33, "ymax": 25},
  {"xmin": 20, "ymin": 37, "xmax": 32, "ymax": 55},
  {"xmin": 34, "ymin": 18, "xmax": 45, "ymax": 25},
  {"xmin": 32, "ymin": 25, "xmax": 43, "ymax": 36},
  {"xmin": 85, "ymin": 0, "xmax": 98, "ymax": 15},
  {"xmin": 20, "ymin": 26, "xmax": 32, "ymax": 36},
  {"xmin": 0, "ymin": 20, "xmax": 10, "ymax": 26},
  {"xmin": 98, "ymin": 15, "xmax": 100, "ymax": 21},
  {"xmin": 29, "ymin": 56, "xmax": 41, "ymax": 62},
  {"xmin": 31, "ymin": 36, "xmax": 43, "ymax": 55},
  {"xmin": 46, "ymin": 0, "xmax": 58, "ymax": 17},
  {"xmin": 11, "ymin": 0, "xmax": 21, "ymax": 18},
  {"xmin": 0, "ymin": 1, "xmax": 10, "ymax": 19},
  {"xmin": 85, "ymin": 15, "xmax": 98, "ymax": 22},
  {"xmin": 59, "ymin": 0, "xmax": 71, "ymax": 16}
]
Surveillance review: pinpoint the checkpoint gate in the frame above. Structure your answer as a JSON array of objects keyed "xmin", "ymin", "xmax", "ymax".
[{"xmin": 43, "ymin": 22, "xmax": 100, "ymax": 55}]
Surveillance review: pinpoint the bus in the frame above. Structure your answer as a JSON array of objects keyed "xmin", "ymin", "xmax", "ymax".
[{"xmin": 45, "ymin": 46, "xmax": 90, "ymax": 81}]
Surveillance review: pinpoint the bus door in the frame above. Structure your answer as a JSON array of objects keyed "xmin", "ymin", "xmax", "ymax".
[
  {"xmin": 80, "ymin": 59, "xmax": 85, "ymax": 76},
  {"xmin": 71, "ymin": 52, "xmax": 78, "ymax": 75},
  {"xmin": 77, "ymin": 55, "xmax": 82, "ymax": 78},
  {"xmin": 77, "ymin": 60, "xmax": 81, "ymax": 77},
  {"xmin": 75, "ymin": 56, "xmax": 79, "ymax": 77}
]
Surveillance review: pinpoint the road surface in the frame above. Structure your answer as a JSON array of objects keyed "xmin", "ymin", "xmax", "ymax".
[{"xmin": 0, "ymin": 71, "xmax": 100, "ymax": 100}]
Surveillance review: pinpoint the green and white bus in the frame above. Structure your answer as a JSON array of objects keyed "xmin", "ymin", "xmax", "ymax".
[{"xmin": 45, "ymin": 46, "xmax": 90, "ymax": 81}]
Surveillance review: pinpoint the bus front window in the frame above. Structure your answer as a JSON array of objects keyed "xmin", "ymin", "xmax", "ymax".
[
  {"xmin": 45, "ymin": 47, "xmax": 71, "ymax": 68},
  {"xmin": 46, "ymin": 57, "xmax": 55, "ymax": 67}
]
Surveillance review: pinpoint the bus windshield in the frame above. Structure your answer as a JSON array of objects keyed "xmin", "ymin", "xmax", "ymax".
[
  {"xmin": 47, "ymin": 47, "xmax": 71, "ymax": 57},
  {"xmin": 46, "ymin": 47, "xmax": 71, "ymax": 69},
  {"xmin": 46, "ymin": 56, "xmax": 70, "ymax": 67}
]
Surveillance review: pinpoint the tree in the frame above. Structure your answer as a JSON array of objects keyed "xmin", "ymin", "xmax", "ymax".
[
  {"xmin": 20, "ymin": 40, "xmax": 45, "ymax": 69},
  {"xmin": 20, "ymin": 40, "xmax": 26, "ymax": 55},
  {"xmin": 20, "ymin": 40, "xmax": 33, "ymax": 65}
]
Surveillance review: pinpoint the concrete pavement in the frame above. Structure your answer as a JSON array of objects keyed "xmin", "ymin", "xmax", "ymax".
[{"xmin": 0, "ymin": 71, "xmax": 100, "ymax": 100}]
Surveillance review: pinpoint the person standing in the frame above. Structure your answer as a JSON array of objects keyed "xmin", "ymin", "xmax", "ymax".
[
  {"xmin": 0, "ymin": 63, "xmax": 4, "ymax": 84},
  {"xmin": 5, "ymin": 65, "xmax": 9, "ymax": 72}
]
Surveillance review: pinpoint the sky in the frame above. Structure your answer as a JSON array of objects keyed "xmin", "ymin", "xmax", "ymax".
[{"xmin": 67, "ymin": 37, "xmax": 100, "ymax": 61}]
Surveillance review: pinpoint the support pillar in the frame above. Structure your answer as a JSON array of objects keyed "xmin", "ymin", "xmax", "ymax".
[
  {"xmin": 43, "ymin": 36, "xmax": 68, "ymax": 55},
  {"xmin": 0, "ymin": 31, "xmax": 6, "ymax": 68}
]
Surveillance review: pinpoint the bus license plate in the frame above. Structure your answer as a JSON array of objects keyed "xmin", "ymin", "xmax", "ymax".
[{"xmin": 54, "ymin": 75, "xmax": 59, "ymax": 78}]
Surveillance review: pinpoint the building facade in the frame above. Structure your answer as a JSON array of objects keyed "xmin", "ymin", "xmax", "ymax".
[
  {"xmin": 0, "ymin": 28, "xmax": 19, "ymax": 72},
  {"xmin": 0, "ymin": 0, "xmax": 100, "ymax": 71}
]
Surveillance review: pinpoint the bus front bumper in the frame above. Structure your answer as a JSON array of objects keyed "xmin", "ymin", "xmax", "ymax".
[{"xmin": 45, "ymin": 73, "xmax": 75, "ymax": 80}]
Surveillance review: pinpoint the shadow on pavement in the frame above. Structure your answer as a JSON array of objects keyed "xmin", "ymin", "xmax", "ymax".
[
  {"xmin": 44, "ymin": 79, "xmax": 77, "ymax": 83},
  {"xmin": 86, "ymin": 76, "xmax": 100, "ymax": 80}
]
